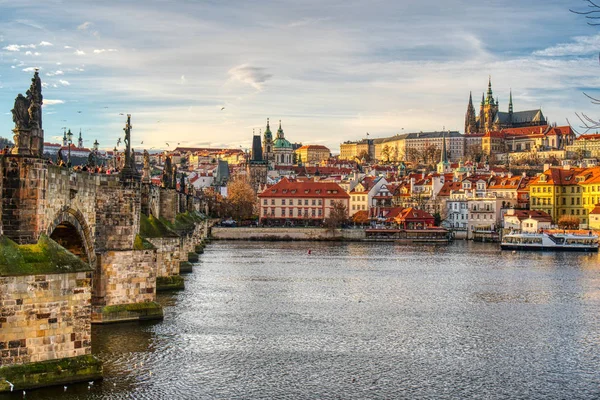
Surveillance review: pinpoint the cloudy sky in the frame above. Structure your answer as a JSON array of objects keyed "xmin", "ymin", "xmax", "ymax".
[{"xmin": 1, "ymin": 0, "xmax": 600, "ymax": 152}]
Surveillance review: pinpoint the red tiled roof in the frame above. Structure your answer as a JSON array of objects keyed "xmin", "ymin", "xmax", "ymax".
[{"xmin": 258, "ymin": 178, "xmax": 349, "ymax": 199}]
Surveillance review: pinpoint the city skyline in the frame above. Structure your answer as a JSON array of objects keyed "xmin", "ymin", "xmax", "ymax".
[{"xmin": 0, "ymin": 0, "xmax": 599, "ymax": 152}]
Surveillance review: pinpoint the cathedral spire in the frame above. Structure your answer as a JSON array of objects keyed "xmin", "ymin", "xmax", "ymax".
[
  {"xmin": 465, "ymin": 91, "xmax": 477, "ymax": 134},
  {"xmin": 509, "ymin": 89, "xmax": 513, "ymax": 114},
  {"xmin": 486, "ymin": 76, "xmax": 494, "ymax": 105}
]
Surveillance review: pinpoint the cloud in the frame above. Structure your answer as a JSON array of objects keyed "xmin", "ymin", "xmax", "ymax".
[
  {"xmin": 228, "ymin": 64, "xmax": 272, "ymax": 90},
  {"xmin": 64, "ymin": 45, "xmax": 72, "ymax": 49},
  {"xmin": 22, "ymin": 67, "xmax": 39, "ymax": 72},
  {"xmin": 46, "ymin": 70, "xmax": 64, "ymax": 76},
  {"xmin": 534, "ymin": 34, "xmax": 600, "ymax": 57},
  {"xmin": 93, "ymin": 48, "xmax": 117, "ymax": 54},
  {"xmin": 24, "ymin": 51, "xmax": 41, "ymax": 56},
  {"xmin": 77, "ymin": 21, "xmax": 92, "ymax": 30},
  {"xmin": 39, "ymin": 41, "xmax": 53, "ymax": 47},
  {"xmin": 180, "ymin": 75, "xmax": 186, "ymax": 83},
  {"xmin": 44, "ymin": 99, "xmax": 65, "ymax": 105},
  {"xmin": 3, "ymin": 44, "xmax": 36, "ymax": 52},
  {"xmin": 59, "ymin": 80, "xmax": 70, "ymax": 86},
  {"xmin": 74, "ymin": 49, "xmax": 85, "ymax": 56}
]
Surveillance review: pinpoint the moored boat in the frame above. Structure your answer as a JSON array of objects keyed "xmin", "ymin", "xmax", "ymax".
[{"xmin": 501, "ymin": 232, "xmax": 598, "ymax": 252}]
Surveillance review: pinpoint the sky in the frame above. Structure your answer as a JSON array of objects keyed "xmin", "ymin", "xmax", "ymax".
[{"xmin": 1, "ymin": 0, "xmax": 600, "ymax": 153}]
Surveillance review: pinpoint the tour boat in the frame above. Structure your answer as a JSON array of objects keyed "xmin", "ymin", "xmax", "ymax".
[{"xmin": 501, "ymin": 232, "xmax": 599, "ymax": 252}]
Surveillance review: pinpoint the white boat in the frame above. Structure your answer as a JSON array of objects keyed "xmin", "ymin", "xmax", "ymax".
[{"xmin": 501, "ymin": 232, "xmax": 599, "ymax": 252}]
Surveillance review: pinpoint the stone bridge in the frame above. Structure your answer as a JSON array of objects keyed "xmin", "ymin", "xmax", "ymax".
[{"xmin": 0, "ymin": 73, "xmax": 211, "ymax": 392}]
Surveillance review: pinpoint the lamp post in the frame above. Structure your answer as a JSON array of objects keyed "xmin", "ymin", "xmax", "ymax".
[
  {"xmin": 67, "ymin": 129, "xmax": 73, "ymax": 168},
  {"xmin": 93, "ymin": 139, "xmax": 99, "ymax": 167}
]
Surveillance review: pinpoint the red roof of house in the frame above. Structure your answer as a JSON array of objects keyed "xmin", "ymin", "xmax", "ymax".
[
  {"xmin": 506, "ymin": 209, "xmax": 552, "ymax": 222},
  {"xmin": 258, "ymin": 178, "xmax": 349, "ymax": 199},
  {"xmin": 395, "ymin": 207, "xmax": 434, "ymax": 222},
  {"xmin": 590, "ymin": 205, "xmax": 600, "ymax": 215}
]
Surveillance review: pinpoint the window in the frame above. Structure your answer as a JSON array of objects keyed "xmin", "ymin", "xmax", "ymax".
[
  {"xmin": 304, "ymin": 199, "xmax": 309, "ymax": 205},
  {"xmin": 263, "ymin": 208, "xmax": 267, "ymax": 216},
  {"xmin": 271, "ymin": 199, "xmax": 275, "ymax": 205},
  {"xmin": 330, "ymin": 200, "xmax": 335, "ymax": 205},
  {"xmin": 312, "ymin": 199, "xmax": 316, "ymax": 206},
  {"xmin": 298, "ymin": 199, "xmax": 302, "ymax": 205},
  {"xmin": 318, "ymin": 209, "xmax": 322, "ymax": 217},
  {"xmin": 318, "ymin": 199, "xmax": 322, "ymax": 206},
  {"xmin": 311, "ymin": 209, "xmax": 316, "ymax": 217},
  {"xmin": 263, "ymin": 199, "xmax": 267, "ymax": 205},
  {"xmin": 282, "ymin": 199, "xmax": 286, "ymax": 205},
  {"xmin": 281, "ymin": 209, "xmax": 286, "ymax": 217}
]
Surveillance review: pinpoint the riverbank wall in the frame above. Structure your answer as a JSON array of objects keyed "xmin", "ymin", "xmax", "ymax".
[{"xmin": 212, "ymin": 227, "xmax": 365, "ymax": 241}]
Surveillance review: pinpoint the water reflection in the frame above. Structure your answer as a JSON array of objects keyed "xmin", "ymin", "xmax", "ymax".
[{"xmin": 2, "ymin": 241, "xmax": 600, "ymax": 399}]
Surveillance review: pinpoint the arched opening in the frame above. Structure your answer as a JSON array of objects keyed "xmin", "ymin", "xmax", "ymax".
[{"xmin": 50, "ymin": 222, "xmax": 89, "ymax": 263}]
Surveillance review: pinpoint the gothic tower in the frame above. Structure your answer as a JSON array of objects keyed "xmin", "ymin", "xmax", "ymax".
[
  {"xmin": 78, "ymin": 129, "xmax": 83, "ymax": 148},
  {"xmin": 465, "ymin": 92, "xmax": 477, "ymax": 134},
  {"xmin": 482, "ymin": 77, "xmax": 498, "ymax": 133}
]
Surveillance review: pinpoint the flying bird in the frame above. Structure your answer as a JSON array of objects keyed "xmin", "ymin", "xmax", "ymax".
[
  {"xmin": 103, "ymin": 106, "xmax": 109, "ymax": 109},
  {"xmin": 221, "ymin": 107, "xmax": 225, "ymax": 111},
  {"xmin": 119, "ymin": 113, "xmax": 124, "ymax": 115},
  {"xmin": 166, "ymin": 142, "xmax": 170, "ymax": 147},
  {"xmin": 140, "ymin": 141, "xmax": 144, "ymax": 144},
  {"xmin": 77, "ymin": 111, "xmax": 82, "ymax": 113},
  {"xmin": 157, "ymin": 120, "xmax": 161, "ymax": 123},
  {"xmin": 117, "ymin": 138, "xmax": 122, "ymax": 146}
]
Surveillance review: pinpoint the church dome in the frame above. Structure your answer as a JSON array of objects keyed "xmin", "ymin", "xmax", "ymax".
[{"xmin": 273, "ymin": 137, "xmax": 293, "ymax": 149}]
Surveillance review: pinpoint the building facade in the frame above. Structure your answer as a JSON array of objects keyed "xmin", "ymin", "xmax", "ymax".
[{"xmin": 258, "ymin": 178, "xmax": 350, "ymax": 225}]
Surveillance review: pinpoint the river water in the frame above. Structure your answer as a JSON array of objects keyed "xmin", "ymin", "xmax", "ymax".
[{"xmin": 3, "ymin": 241, "xmax": 600, "ymax": 399}]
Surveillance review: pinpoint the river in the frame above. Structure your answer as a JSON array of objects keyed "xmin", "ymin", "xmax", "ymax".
[{"xmin": 3, "ymin": 241, "xmax": 600, "ymax": 399}]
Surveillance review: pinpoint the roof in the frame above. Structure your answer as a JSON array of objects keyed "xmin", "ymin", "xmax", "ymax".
[
  {"xmin": 530, "ymin": 167, "xmax": 586, "ymax": 186},
  {"xmin": 505, "ymin": 209, "xmax": 552, "ymax": 222},
  {"xmin": 438, "ymin": 181, "xmax": 465, "ymax": 197},
  {"xmin": 395, "ymin": 207, "xmax": 435, "ymax": 222},
  {"xmin": 258, "ymin": 178, "xmax": 350, "ymax": 199},
  {"xmin": 296, "ymin": 145, "xmax": 330, "ymax": 151},
  {"xmin": 273, "ymin": 137, "xmax": 293, "ymax": 149},
  {"xmin": 494, "ymin": 110, "xmax": 545, "ymax": 125},
  {"xmin": 590, "ymin": 205, "xmax": 600, "ymax": 215}
]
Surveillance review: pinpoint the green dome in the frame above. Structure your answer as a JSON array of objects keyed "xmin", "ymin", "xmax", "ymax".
[{"xmin": 273, "ymin": 137, "xmax": 292, "ymax": 149}]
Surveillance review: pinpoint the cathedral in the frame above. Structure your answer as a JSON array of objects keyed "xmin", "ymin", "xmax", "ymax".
[{"xmin": 465, "ymin": 78, "xmax": 546, "ymax": 134}]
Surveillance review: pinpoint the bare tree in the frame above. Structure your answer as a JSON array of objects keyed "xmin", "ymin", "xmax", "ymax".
[{"xmin": 569, "ymin": 1, "xmax": 600, "ymax": 132}]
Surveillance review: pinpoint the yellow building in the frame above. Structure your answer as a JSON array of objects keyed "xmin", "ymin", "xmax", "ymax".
[
  {"xmin": 576, "ymin": 168, "xmax": 600, "ymax": 225},
  {"xmin": 295, "ymin": 145, "xmax": 331, "ymax": 165},
  {"xmin": 529, "ymin": 167, "xmax": 586, "ymax": 224}
]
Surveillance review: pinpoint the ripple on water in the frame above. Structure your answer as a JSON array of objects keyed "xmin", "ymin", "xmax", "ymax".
[{"xmin": 5, "ymin": 241, "xmax": 600, "ymax": 400}]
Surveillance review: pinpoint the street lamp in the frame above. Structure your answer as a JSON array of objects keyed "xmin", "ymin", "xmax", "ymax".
[{"xmin": 66, "ymin": 129, "xmax": 73, "ymax": 168}]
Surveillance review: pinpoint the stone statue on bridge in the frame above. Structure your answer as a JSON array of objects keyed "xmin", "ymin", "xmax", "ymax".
[
  {"xmin": 119, "ymin": 114, "xmax": 141, "ymax": 181},
  {"xmin": 10, "ymin": 71, "xmax": 44, "ymax": 156},
  {"xmin": 142, "ymin": 149, "xmax": 151, "ymax": 183}
]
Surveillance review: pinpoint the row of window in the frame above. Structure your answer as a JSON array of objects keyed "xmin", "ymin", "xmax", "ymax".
[
  {"xmin": 264, "ymin": 198, "xmax": 327, "ymax": 206},
  {"xmin": 532, "ymin": 186, "xmax": 580, "ymax": 193},
  {"xmin": 352, "ymin": 204, "xmax": 367, "ymax": 211},
  {"xmin": 262, "ymin": 208, "xmax": 323, "ymax": 218}
]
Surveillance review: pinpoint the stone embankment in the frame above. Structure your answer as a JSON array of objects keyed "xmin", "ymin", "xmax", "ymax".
[{"xmin": 212, "ymin": 227, "xmax": 366, "ymax": 241}]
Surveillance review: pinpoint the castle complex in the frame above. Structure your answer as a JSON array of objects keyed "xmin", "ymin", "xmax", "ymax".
[{"xmin": 465, "ymin": 77, "xmax": 546, "ymax": 134}]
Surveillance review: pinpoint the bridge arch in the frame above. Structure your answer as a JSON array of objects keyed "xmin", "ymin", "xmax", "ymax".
[{"xmin": 46, "ymin": 206, "xmax": 96, "ymax": 266}]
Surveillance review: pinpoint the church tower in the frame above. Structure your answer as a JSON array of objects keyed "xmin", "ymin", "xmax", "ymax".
[
  {"xmin": 437, "ymin": 131, "xmax": 451, "ymax": 174},
  {"xmin": 78, "ymin": 129, "xmax": 83, "ymax": 148},
  {"xmin": 262, "ymin": 118, "xmax": 273, "ymax": 166},
  {"xmin": 465, "ymin": 92, "xmax": 477, "ymax": 134}
]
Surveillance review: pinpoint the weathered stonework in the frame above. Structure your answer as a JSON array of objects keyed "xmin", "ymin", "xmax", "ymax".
[
  {"xmin": 91, "ymin": 249, "xmax": 160, "ymax": 324},
  {"xmin": 0, "ymin": 271, "xmax": 93, "ymax": 366}
]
